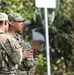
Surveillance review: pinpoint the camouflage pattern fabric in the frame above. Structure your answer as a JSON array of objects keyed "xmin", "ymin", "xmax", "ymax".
[
  {"xmin": 14, "ymin": 33, "xmax": 35, "ymax": 75},
  {"xmin": 16, "ymin": 70, "xmax": 30, "ymax": 75},
  {"xmin": 0, "ymin": 33, "xmax": 23, "ymax": 74},
  {"xmin": 0, "ymin": 73, "xmax": 15, "ymax": 75}
]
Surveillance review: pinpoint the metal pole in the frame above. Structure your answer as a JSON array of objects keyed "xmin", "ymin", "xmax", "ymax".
[{"xmin": 44, "ymin": 8, "xmax": 51, "ymax": 75}]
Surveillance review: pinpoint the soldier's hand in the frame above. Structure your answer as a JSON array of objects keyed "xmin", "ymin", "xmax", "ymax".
[
  {"xmin": 22, "ymin": 50, "xmax": 33, "ymax": 59},
  {"xmin": 33, "ymin": 49, "xmax": 40, "ymax": 58}
]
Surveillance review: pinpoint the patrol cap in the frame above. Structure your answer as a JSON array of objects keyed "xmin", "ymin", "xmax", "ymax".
[
  {"xmin": 8, "ymin": 13, "xmax": 25, "ymax": 22},
  {"xmin": 0, "ymin": 13, "xmax": 8, "ymax": 21}
]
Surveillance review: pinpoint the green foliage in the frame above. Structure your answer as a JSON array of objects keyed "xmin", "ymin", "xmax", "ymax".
[
  {"xmin": 58, "ymin": 0, "xmax": 74, "ymax": 25},
  {"xmin": 65, "ymin": 72, "xmax": 74, "ymax": 75},
  {"xmin": 1, "ymin": 0, "xmax": 74, "ymax": 74},
  {"xmin": 0, "ymin": 0, "xmax": 34, "ymax": 18},
  {"xmin": 49, "ymin": 0, "xmax": 74, "ymax": 74},
  {"xmin": 33, "ymin": 54, "xmax": 47, "ymax": 75}
]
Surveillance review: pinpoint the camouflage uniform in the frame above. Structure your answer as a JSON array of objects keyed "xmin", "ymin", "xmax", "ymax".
[
  {"xmin": 0, "ymin": 33, "xmax": 23, "ymax": 75},
  {"xmin": 0, "ymin": 13, "xmax": 23, "ymax": 75},
  {"xmin": 8, "ymin": 13, "xmax": 35, "ymax": 75},
  {"xmin": 12, "ymin": 33, "xmax": 35, "ymax": 75}
]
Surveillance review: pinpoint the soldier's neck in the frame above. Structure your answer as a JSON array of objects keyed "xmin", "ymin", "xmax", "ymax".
[
  {"xmin": 9, "ymin": 27, "xmax": 17, "ymax": 36},
  {"xmin": 8, "ymin": 30, "xmax": 17, "ymax": 36}
]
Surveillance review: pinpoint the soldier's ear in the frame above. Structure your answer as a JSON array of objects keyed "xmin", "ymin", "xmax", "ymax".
[
  {"xmin": 4, "ymin": 20, "xmax": 8, "ymax": 26},
  {"xmin": 9, "ymin": 21, "xmax": 14, "ymax": 26}
]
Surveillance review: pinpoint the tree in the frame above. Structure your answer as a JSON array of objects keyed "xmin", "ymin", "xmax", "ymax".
[
  {"xmin": 49, "ymin": 0, "xmax": 74, "ymax": 74},
  {"xmin": 0, "ymin": 0, "xmax": 34, "ymax": 18}
]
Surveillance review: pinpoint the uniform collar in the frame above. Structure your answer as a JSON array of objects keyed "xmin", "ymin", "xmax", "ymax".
[{"xmin": 0, "ymin": 30, "xmax": 4, "ymax": 34}]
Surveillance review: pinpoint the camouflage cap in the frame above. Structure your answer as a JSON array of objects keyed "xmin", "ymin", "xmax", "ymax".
[
  {"xmin": 8, "ymin": 13, "xmax": 25, "ymax": 22},
  {"xmin": 0, "ymin": 13, "xmax": 8, "ymax": 21}
]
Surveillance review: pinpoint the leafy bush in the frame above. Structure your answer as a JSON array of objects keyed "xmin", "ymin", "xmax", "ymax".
[{"xmin": 33, "ymin": 54, "xmax": 47, "ymax": 75}]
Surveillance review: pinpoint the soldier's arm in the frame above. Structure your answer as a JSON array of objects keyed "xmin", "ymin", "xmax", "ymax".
[
  {"xmin": 2, "ymin": 38, "xmax": 23, "ymax": 65},
  {"xmin": 21, "ymin": 42, "xmax": 35, "ymax": 68},
  {"xmin": 15, "ymin": 34, "xmax": 35, "ymax": 67}
]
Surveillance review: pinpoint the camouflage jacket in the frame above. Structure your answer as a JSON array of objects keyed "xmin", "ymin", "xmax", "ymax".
[
  {"xmin": 14, "ymin": 33, "xmax": 35, "ymax": 71},
  {"xmin": 0, "ymin": 33, "xmax": 23, "ymax": 73}
]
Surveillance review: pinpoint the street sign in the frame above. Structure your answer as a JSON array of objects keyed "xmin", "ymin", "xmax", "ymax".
[
  {"xmin": 35, "ymin": 0, "xmax": 56, "ymax": 75},
  {"xmin": 35, "ymin": 0, "xmax": 56, "ymax": 8}
]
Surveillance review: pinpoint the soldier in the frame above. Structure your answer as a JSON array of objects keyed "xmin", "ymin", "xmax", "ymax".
[
  {"xmin": 8, "ymin": 13, "xmax": 35, "ymax": 75},
  {"xmin": 0, "ymin": 13, "xmax": 24, "ymax": 75}
]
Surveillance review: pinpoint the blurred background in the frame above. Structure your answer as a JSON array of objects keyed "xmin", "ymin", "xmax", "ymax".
[{"xmin": 1, "ymin": 0, "xmax": 74, "ymax": 75}]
